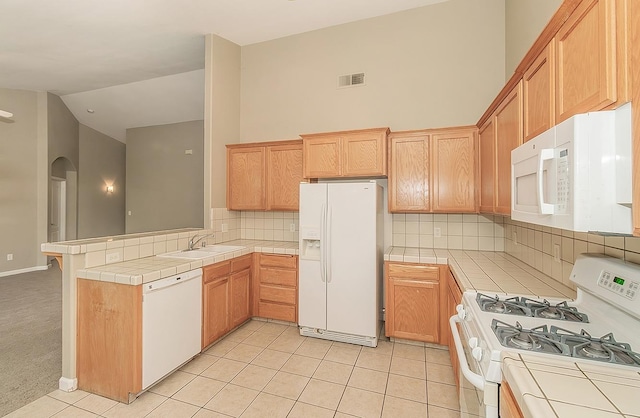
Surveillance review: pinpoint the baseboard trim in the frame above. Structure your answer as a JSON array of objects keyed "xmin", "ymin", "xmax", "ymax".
[
  {"xmin": 59, "ymin": 377, "xmax": 78, "ymax": 392},
  {"xmin": 0, "ymin": 265, "xmax": 50, "ymax": 278}
]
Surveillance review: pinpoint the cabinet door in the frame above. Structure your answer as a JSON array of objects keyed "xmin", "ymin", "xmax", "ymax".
[
  {"xmin": 386, "ymin": 278, "xmax": 440, "ymax": 343},
  {"xmin": 227, "ymin": 146, "xmax": 266, "ymax": 210},
  {"xmin": 229, "ymin": 269, "xmax": 251, "ymax": 329},
  {"xmin": 342, "ymin": 131, "xmax": 386, "ymax": 177},
  {"xmin": 202, "ymin": 277, "xmax": 229, "ymax": 348},
  {"xmin": 303, "ymin": 135, "xmax": 341, "ymax": 178},
  {"xmin": 523, "ymin": 42, "xmax": 555, "ymax": 142},
  {"xmin": 388, "ymin": 133, "xmax": 430, "ymax": 212},
  {"xmin": 431, "ymin": 129, "xmax": 476, "ymax": 213},
  {"xmin": 478, "ymin": 118, "xmax": 495, "ymax": 213},
  {"xmin": 267, "ymin": 143, "xmax": 303, "ymax": 211},
  {"xmin": 555, "ymin": 0, "xmax": 616, "ymax": 122},
  {"xmin": 500, "ymin": 382, "xmax": 525, "ymax": 418},
  {"xmin": 494, "ymin": 82, "xmax": 523, "ymax": 215}
]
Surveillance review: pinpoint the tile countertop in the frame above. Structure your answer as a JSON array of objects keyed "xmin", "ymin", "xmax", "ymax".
[
  {"xmin": 76, "ymin": 239, "xmax": 299, "ymax": 286},
  {"xmin": 502, "ymin": 352, "xmax": 640, "ymax": 418},
  {"xmin": 384, "ymin": 246, "xmax": 576, "ymax": 299}
]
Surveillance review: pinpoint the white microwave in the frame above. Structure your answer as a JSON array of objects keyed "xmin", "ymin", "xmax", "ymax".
[{"xmin": 511, "ymin": 102, "xmax": 632, "ymax": 234}]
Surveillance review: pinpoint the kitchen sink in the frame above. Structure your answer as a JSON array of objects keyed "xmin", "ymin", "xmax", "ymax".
[
  {"xmin": 199, "ymin": 245, "xmax": 245, "ymax": 253},
  {"xmin": 156, "ymin": 250, "xmax": 213, "ymax": 260},
  {"xmin": 157, "ymin": 245, "xmax": 245, "ymax": 260}
]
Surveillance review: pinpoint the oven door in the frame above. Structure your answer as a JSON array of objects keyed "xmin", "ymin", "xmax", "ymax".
[{"xmin": 450, "ymin": 315, "xmax": 497, "ymax": 418}]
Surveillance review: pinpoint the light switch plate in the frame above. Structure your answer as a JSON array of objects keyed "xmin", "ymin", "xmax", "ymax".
[{"xmin": 106, "ymin": 252, "xmax": 121, "ymax": 264}]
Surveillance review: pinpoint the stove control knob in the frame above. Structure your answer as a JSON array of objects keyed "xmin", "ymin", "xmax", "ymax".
[
  {"xmin": 472, "ymin": 346, "xmax": 483, "ymax": 361},
  {"xmin": 469, "ymin": 337, "xmax": 479, "ymax": 349},
  {"xmin": 456, "ymin": 305, "xmax": 466, "ymax": 320}
]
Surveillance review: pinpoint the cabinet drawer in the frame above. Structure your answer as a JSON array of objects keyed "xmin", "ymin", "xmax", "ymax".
[
  {"xmin": 387, "ymin": 263, "xmax": 440, "ymax": 281},
  {"xmin": 260, "ymin": 267, "xmax": 297, "ymax": 287},
  {"xmin": 231, "ymin": 254, "xmax": 252, "ymax": 273},
  {"xmin": 260, "ymin": 254, "xmax": 297, "ymax": 269},
  {"xmin": 260, "ymin": 284, "xmax": 296, "ymax": 305},
  {"xmin": 258, "ymin": 302, "xmax": 296, "ymax": 323},
  {"xmin": 204, "ymin": 261, "xmax": 230, "ymax": 283}
]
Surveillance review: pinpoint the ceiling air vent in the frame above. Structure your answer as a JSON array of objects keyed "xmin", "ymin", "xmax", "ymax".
[{"xmin": 338, "ymin": 72, "xmax": 365, "ymax": 88}]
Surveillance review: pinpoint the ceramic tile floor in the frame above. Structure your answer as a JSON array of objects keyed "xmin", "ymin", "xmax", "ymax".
[{"xmin": 6, "ymin": 320, "xmax": 460, "ymax": 418}]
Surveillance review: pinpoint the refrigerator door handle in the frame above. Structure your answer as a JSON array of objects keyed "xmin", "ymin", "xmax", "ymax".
[
  {"xmin": 320, "ymin": 203, "xmax": 326, "ymax": 283},
  {"xmin": 326, "ymin": 206, "xmax": 332, "ymax": 283}
]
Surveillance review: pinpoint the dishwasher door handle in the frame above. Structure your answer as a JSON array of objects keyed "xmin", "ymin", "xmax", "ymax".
[{"xmin": 143, "ymin": 269, "xmax": 202, "ymax": 294}]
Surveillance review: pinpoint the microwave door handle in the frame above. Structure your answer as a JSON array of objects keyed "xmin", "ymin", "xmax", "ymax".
[
  {"xmin": 449, "ymin": 315, "xmax": 485, "ymax": 391},
  {"xmin": 537, "ymin": 149, "xmax": 555, "ymax": 215}
]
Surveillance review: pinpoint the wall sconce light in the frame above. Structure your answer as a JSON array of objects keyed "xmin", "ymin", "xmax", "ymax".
[{"xmin": 106, "ymin": 185, "xmax": 114, "ymax": 193}]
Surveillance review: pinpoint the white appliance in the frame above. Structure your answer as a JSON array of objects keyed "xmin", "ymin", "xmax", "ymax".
[
  {"xmin": 298, "ymin": 181, "xmax": 383, "ymax": 347},
  {"xmin": 142, "ymin": 268, "xmax": 202, "ymax": 389},
  {"xmin": 511, "ymin": 102, "xmax": 632, "ymax": 233},
  {"xmin": 450, "ymin": 254, "xmax": 640, "ymax": 417}
]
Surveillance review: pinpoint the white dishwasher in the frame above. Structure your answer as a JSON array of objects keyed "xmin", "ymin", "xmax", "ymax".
[{"xmin": 142, "ymin": 268, "xmax": 202, "ymax": 389}]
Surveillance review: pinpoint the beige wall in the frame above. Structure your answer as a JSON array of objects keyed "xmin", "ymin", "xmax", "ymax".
[
  {"xmin": 0, "ymin": 89, "xmax": 44, "ymax": 274},
  {"xmin": 48, "ymin": 93, "xmax": 80, "ymax": 241},
  {"xmin": 206, "ymin": 34, "xmax": 241, "ymax": 210},
  {"xmin": 239, "ymin": 0, "xmax": 505, "ymax": 141},
  {"xmin": 126, "ymin": 120, "xmax": 204, "ymax": 233},
  {"xmin": 505, "ymin": 0, "xmax": 562, "ymax": 77},
  {"xmin": 77, "ymin": 124, "xmax": 126, "ymax": 238}
]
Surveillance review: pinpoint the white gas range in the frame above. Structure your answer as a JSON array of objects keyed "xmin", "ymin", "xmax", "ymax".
[{"xmin": 450, "ymin": 254, "xmax": 640, "ymax": 418}]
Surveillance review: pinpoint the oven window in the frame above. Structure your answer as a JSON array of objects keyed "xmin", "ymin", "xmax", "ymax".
[{"xmin": 460, "ymin": 324, "xmax": 487, "ymax": 417}]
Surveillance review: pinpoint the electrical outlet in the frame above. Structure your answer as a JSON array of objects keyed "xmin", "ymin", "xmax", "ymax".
[
  {"xmin": 221, "ymin": 223, "xmax": 228, "ymax": 232},
  {"xmin": 553, "ymin": 243, "xmax": 561, "ymax": 262},
  {"xmin": 513, "ymin": 231, "xmax": 518, "ymax": 245},
  {"xmin": 434, "ymin": 227, "xmax": 441, "ymax": 238},
  {"xmin": 289, "ymin": 223, "xmax": 296, "ymax": 232},
  {"xmin": 6, "ymin": 253, "xmax": 13, "ymax": 261},
  {"xmin": 106, "ymin": 252, "xmax": 121, "ymax": 264}
]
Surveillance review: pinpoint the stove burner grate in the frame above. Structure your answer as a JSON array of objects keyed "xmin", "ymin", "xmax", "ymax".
[{"xmin": 477, "ymin": 293, "xmax": 589, "ymax": 323}]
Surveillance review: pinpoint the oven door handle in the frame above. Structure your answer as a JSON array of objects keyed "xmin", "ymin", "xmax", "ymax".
[{"xmin": 450, "ymin": 315, "xmax": 486, "ymax": 391}]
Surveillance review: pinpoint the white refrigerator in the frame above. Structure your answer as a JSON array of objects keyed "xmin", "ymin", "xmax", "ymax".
[{"xmin": 298, "ymin": 181, "xmax": 383, "ymax": 347}]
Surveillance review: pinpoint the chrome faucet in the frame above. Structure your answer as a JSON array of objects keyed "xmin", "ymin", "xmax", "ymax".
[{"xmin": 188, "ymin": 233, "xmax": 214, "ymax": 250}]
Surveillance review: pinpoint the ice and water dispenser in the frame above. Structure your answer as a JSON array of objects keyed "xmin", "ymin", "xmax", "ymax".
[{"xmin": 300, "ymin": 227, "xmax": 321, "ymax": 260}]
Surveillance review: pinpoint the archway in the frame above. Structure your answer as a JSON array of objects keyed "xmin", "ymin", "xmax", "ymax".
[{"xmin": 50, "ymin": 157, "xmax": 77, "ymax": 242}]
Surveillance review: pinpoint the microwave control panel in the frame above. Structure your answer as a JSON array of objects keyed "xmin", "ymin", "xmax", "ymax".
[
  {"xmin": 556, "ymin": 149, "xmax": 569, "ymax": 213},
  {"xmin": 598, "ymin": 270, "xmax": 639, "ymax": 300}
]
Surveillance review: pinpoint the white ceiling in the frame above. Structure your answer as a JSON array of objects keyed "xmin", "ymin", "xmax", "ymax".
[{"xmin": 0, "ymin": 0, "xmax": 447, "ymax": 141}]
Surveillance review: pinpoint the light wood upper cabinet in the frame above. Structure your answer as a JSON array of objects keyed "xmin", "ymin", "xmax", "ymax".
[
  {"xmin": 478, "ymin": 82, "xmax": 522, "ymax": 216},
  {"xmin": 523, "ymin": 42, "xmax": 555, "ymax": 142},
  {"xmin": 302, "ymin": 127, "xmax": 389, "ymax": 178},
  {"xmin": 227, "ymin": 146, "xmax": 266, "ymax": 210},
  {"xmin": 478, "ymin": 118, "xmax": 495, "ymax": 214},
  {"xmin": 388, "ymin": 131, "xmax": 430, "ymax": 212},
  {"xmin": 431, "ymin": 129, "xmax": 476, "ymax": 213},
  {"xmin": 227, "ymin": 140, "xmax": 303, "ymax": 211},
  {"xmin": 555, "ymin": 0, "xmax": 617, "ymax": 122},
  {"xmin": 388, "ymin": 127, "xmax": 476, "ymax": 213},
  {"xmin": 494, "ymin": 82, "xmax": 523, "ymax": 215},
  {"xmin": 267, "ymin": 143, "xmax": 303, "ymax": 211}
]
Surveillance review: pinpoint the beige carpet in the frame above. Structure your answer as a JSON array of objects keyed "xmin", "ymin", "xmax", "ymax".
[{"xmin": 0, "ymin": 261, "xmax": 61, "ymax": 417}]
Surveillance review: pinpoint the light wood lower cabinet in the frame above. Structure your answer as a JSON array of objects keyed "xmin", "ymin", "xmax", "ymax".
[
  {"xmin": 253, "ymin": 254, "xmax": 298, "ymax": 323},
  {"xmin": 202, "ymin": 254, "xmax": 252, "ymax": 349},
  {"xmin": 385, "ymin": 262, "xmax": 448, "ymax": 344},
  {"xmin": 500, "ymin": 381, "xmax": 525, "ymax": 418},
  {"xmin": 446, "ymin": 269, "xmax": 463, "ymax": 389},
  {"xmin": 77, "ymin": 279, "xmax": 142, "ymax": 403}
]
